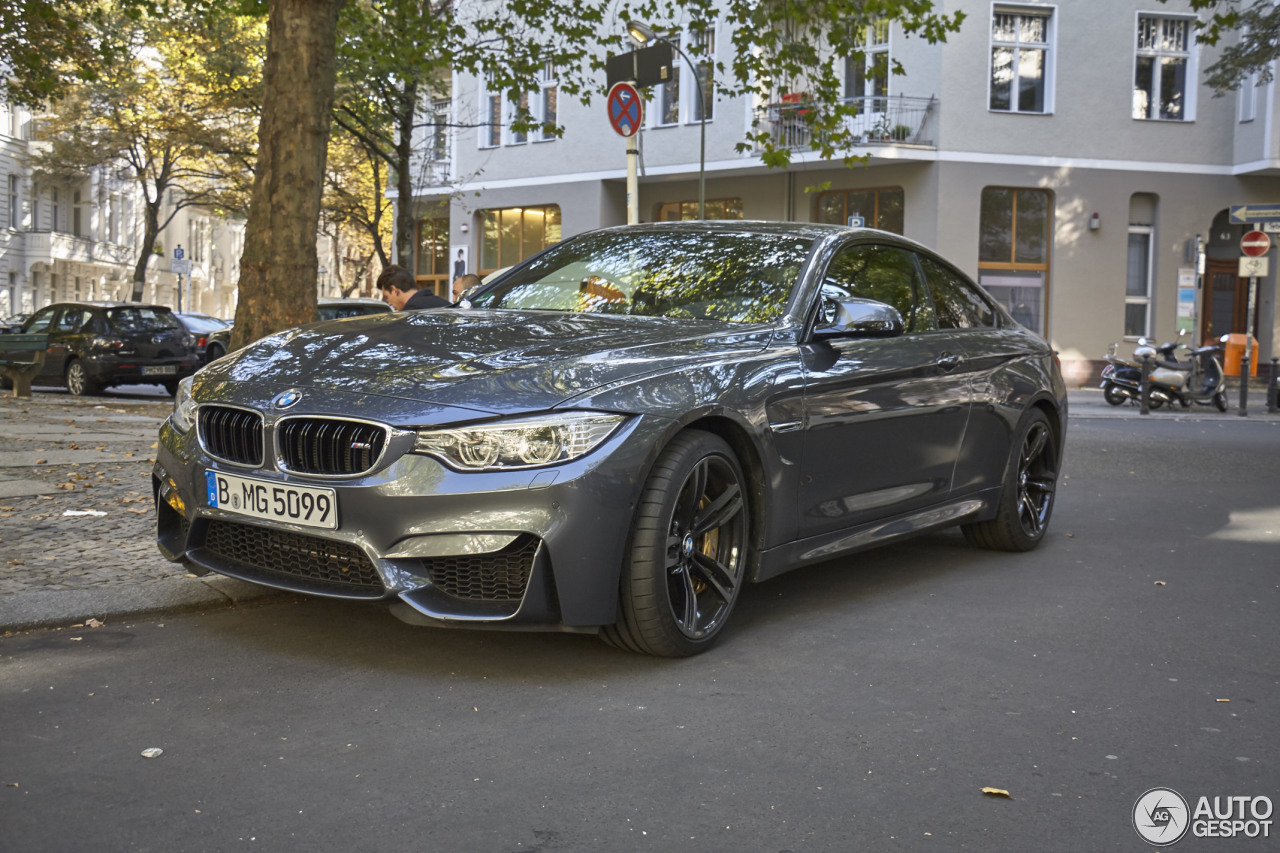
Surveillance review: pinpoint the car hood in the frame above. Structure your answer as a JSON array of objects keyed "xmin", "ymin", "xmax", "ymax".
[{"xmin": 203, "ymin": 309, "xmax": 772, "ymax": 415}]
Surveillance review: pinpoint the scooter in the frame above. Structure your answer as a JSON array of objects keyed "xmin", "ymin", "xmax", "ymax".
[{"xmin": 1099, "ymin": 333, "xmax": 1228, "ymax": 411}]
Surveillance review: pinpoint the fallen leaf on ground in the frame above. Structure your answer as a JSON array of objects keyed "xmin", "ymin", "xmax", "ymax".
[
  {"xmin": 1217, "ymin": 698, "xmax": 1230, "ymax": 703},
  {"xmin": 141, "ymin": 748, "xmax": 163, "ymax": 759},
  {"xmin": 1154, "ymin": 581, "xmax": 1166, "ymax": 586},
  {"xmin": 982, "ymin": 787, "xmax": 1011, "ymax": 798},
  {"xmin": 85, "ymin": 618, "xmax": 103, "ymax": 628}
]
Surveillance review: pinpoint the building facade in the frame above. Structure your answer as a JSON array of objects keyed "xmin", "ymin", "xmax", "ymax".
[
  {"xmin": 406, "ymin": 0, "xmax": 1280, "ymax": 384},
  {"xmin": 1, "ymin": 99, "xmax": 244, "ymax": 321}
]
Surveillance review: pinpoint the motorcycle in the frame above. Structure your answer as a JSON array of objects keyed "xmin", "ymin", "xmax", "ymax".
[{"xmin": 1100, "ymin": 332, "xmax": 1229, "ymax": 412}]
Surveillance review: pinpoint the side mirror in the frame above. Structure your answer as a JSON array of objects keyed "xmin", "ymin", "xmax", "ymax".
[{"xmin": 814, "ymin": 297, "xmax": 904, "ymax": 339}]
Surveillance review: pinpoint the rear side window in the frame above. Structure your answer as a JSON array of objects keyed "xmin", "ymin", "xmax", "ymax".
[
  {"xmin": 107, "ymin": 307, "xmax": 182, "ymax": 333},
  {"xmin": 822, "ymin": 243, "xmax": 936, "ymax": 332},
  {"xmin": 56, "ymin": 309, "xmax": 93, "ymax": 333},
  {"xmin": 918, "ymin": 256, "xmax": 997, "ymax": 329}
]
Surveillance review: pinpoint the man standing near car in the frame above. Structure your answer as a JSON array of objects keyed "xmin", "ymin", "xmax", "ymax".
[{"xmin": 376, "ymin": 265, "xmax": 449, "ymax": 310}]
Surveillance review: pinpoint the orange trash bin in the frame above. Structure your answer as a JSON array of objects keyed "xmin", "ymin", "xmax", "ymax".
[{"xmin": 1222, "ymin": 334, "xmax": 1259, "ymax": 378}]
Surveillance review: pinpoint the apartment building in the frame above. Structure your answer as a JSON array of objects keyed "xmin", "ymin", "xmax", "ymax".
[
  {"xmin": 0, "ymin": 99, "xmax": 244, "ymax": 320},
  {"xmin": 405, "ymin": 0, "xmax": 1279, "ymax": 383}
]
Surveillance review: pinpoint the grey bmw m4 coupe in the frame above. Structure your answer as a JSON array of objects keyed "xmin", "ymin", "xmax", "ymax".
[{"xmin": 154, "ymin": 222, "xmax": 1066, "ymax": 656}]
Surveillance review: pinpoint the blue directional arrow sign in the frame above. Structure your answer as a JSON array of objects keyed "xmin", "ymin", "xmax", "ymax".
[{"xmin": 1229, "ymin": 204, "xmax": 1280, "ymax": 225}]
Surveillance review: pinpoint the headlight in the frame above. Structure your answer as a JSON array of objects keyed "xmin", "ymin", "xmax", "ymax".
[
  {"xmin": 171, "ymin": 376, "xmax": 197, "ymax": 433},
  {"xmin": 414, "ymin": 412, "xmax": 626, "ymax": 471}
]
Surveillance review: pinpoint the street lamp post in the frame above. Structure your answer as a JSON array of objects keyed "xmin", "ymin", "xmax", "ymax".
[{"xmin": 626, "ymin": 20, "xmax": 710, "ymax": 220}]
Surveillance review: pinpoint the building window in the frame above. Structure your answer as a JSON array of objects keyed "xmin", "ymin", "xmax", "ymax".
[
  {"xmin": 814, "ymin": 187, "xmax": 905, "ymax": 234},
  {"xmin": 689, "ymin": 27, "xmax": 715, "ymax": 122},
  {"xmin": 481, "ymin": 76, "xmax": 502, "ymax": 148},
  {"xmin": 73, "ymin": 189, "xmax": 82, "ymax": 237},
  {"xmin": 656, "ymin": 198, "xmax": 743, "ymax": 221},
  {"xmin": 977, "ymin": 187, "xmax": 1051, "ymax": 335},
  {"xmin": 479, "ymin": 205, "xmax": 561, "ymax": 273},
  {"xmin": 538, "ymin": 63, "xmax": 558, "ymax": 141},
  {"xmin": 1125, "ymin": 226, "xmax": 1153, "ymax": 338},
  {"xmin": 6, "ymin": 175, "xmax": 16, "ymax": 229},
  {"xmin": 416, "ymin": 216, "xmax": 450, "ymax": 276},
  {"xmin": 990, "ymin": 8, "xmax": 1052, "ymax": 113},
  {"xmin": 844, "ymin": 19, "xmax": 889, "ymax": 113},
  {"xmin": 51, "ymin": 187, "xmax": 60, "ymax": 232},
  {"xmin": 1238, "ymin": 70, "xmax": 1258, "ymax": 123},
  {"xmin": 654, "ymin": 32, "xmax": 682, "ymax": 126},
  {"xmin": 1134, "ymin": 15, "xmax": 1194, "ymax": 120}
]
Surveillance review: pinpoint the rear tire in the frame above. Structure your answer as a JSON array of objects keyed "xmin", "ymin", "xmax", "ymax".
[
  {"xmin": 206, "ymin": 342, "xmax": 225, "ymax": 362},
  {"xmin": 601, "ymin": 431, "xmax": 750, "ymax": 657},
  {"xmin": 65, "ymin": 360, "xmax": 100, "ymax": 396},
  {"xmin": 1102, "ymin": 384, "xmax": 1128, "ymax": 406},
  {"xmin": 962, "ymin": 409, "xmax": 1058, "ymax": 552}
]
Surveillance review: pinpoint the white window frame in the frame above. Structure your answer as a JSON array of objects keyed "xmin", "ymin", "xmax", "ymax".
[
  {"xmin": 688, "ymin": 26, "xmax": 716, "ymax": 124},
  {"xmin": 988, "ymin": 4, "xmax": 1056, "ymax": 115},
  {"xmin": 6, "ymin": 175, "xmax": 17, "ymax": 229},
  {"xmin": 1125, "ymin": 225, "xmax": 1153, "ymax": 339},
  {"xmin": 479, "ymin": 75, "xmax": 502, "ymax": 149},
  {"xmin": 536, "ymin": 62, "xmax": 558, "ymax": 142},
  {"xmin": 1133, "ymin": 12, "xmax": 1197, "ymax": 122},
  {"xmin": 1238, "ymin": 69, "xmax": 1258, "ymax": 123}
]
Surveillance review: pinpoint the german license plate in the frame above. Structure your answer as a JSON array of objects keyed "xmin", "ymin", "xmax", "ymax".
[
  {"xmin": 204, "ymin": 471, "xmax": 337, "ymax": 529},
  {"xmin": 142, "ymin": 365, "xmax": 177, "ymax": 375}
]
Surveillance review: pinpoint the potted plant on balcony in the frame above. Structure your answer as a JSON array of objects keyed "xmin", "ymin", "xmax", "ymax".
[{"xmin": 891, "ymin": 124, "xmax": 912, "ymax": 142}]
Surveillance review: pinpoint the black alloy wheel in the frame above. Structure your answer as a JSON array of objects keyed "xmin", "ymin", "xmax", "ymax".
[
  {"xmin": 602, "ymin": 430, "xmax": 750, "ymax": 657},
  {"xmin": 962, "ymin": 409, "xmax": 1058, "ymax": 552}
]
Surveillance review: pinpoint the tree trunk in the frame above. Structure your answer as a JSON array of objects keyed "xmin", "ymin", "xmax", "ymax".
[
  {"xmin": 230, "ymin": 0, "xmax": 345, "ymax": 351},
  {"xmin": 130, "ymin": 199, "xmax": 161, "ymax": 302},
  {"xmin": 394, "ymin": 79, "xmax": 417, "ymax": 270}
]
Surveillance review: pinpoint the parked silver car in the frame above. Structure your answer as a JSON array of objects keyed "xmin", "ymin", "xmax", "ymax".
[{"xmin": 154, "ymin": 222, "xmax": 1066, "ymax": 656}]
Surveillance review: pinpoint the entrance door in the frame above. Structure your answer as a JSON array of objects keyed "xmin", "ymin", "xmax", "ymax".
[{"xmin": 1202, "ymin": 258, "xmax": 1257, "ymax": 344}]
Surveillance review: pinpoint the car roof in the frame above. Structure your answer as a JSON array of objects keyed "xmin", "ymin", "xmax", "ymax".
[
  {"xmin": 43, "ymin": 301, "xmax": 174, "ymax": 310},
  {"xmin": 319, "ymin": 297, "xmax": 388, "ymax": 306}
]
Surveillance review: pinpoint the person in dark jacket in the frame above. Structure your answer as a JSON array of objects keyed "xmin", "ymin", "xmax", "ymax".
[{"xmin": 376, "ymin": 265, "xmax": 449, "ymax": 310}]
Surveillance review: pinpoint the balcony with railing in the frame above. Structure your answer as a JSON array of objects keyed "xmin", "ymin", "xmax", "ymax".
[
  {"xmin": 24, "ymin": 230, "xmax": 134, "ymax": 268},
  {"xmin": 752, "ymin": 94, "xmax": 937, "ymax": 154}
]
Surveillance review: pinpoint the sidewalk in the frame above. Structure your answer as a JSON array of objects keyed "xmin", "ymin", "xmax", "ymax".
[{"xmin": 1, "ymin": 384, "xmax": 1276, "ymax": 634}]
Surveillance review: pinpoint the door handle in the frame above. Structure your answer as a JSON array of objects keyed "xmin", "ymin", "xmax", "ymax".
[{"xmin": 936, "ymin": 353, "xmax": 962, "ymax": 371}]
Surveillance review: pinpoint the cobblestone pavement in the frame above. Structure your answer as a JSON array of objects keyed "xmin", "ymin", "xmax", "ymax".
[{"xmin": 0, "ymin": 388, "xmax": 186, "ymax": 596}]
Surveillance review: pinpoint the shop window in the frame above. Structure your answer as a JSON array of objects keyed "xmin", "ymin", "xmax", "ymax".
[
  {"xmin": 977, "ymin": 186, "xmax": 1051, "ymax": 334},
  {"xmin": 479, "ymin": 205, "xmax": 561, "ymax": 273},
  {"xmin": 656, "ymin": 198, "xmax": 743, "ymax": 221},
  {"xmin": 813, "ymin": 187, "xmax": 904, "ymax": 234}
]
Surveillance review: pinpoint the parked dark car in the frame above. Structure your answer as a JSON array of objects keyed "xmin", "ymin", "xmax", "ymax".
[
  {"xmin": 176, "ymin": 313, "xmax": 232, "ymax": 364},
  {"xmin": 19, "ymin": 302, "xmax": 199, "ymax": 395},
  {"xmin": 155, "ymin": 222, "xmax": 1067, "ymax": 656},
  {"xmin": 1, "ymin": 313, "xmax": 30, "ymax": 333},
  {"xmin": 201, "ymin": 299, "xmax": 390, "ymax": 361},
  {"xmin": 318, "ymin": 297, "xmax": 393, "ymax": 320}
]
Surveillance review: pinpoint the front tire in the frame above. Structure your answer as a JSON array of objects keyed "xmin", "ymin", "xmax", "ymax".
[
  {"xmin": 65, "ymin": 360, "xmax": 100, "ymax": 396},
  {"xmin": 962, "ymin": 409, "xmax": 1058, "ymax": 552},
  {"xmin": 1213, "ymin": 390, "xmax": 1228, "ymax": 412},
  {"xmin": 601, "ymin": 431, "xmax": 750, "ymax": 657}
]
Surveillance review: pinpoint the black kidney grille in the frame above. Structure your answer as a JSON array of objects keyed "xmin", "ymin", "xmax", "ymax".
[
  {"xmin": 203, "ymin": 519, "xmax": 384, "ymax": 596},
  {"xmin": 422, "ymin": 538, "xmax": 538, "ymax": 602},
  {"xmin": 279, "ymin": 418, "xmax": 387, "ymax": 476},
  {"xmin": 199, "ymin": 406, "xmax": 264, "ymax": 466}
]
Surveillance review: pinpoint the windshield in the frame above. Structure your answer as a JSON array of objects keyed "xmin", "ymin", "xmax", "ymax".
[
  {"xmin": 107, "ymin": 307, "xmax": 183, "ymax": 333},
  {"xmin": 179, "ymin": 315, "xmax": 229, "ymax": 333},
  {"xmin": 470, "ymin": 229, "xmax": 815, "ymax": 324}
]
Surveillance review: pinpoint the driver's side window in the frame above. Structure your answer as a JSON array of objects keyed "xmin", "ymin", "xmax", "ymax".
[{"xmin": 822, "ymin": 244, "xmax": 934, "ymax": 333}]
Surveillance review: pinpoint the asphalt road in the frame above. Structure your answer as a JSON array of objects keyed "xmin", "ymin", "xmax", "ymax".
[{"xmin": 2, "ymin": 417, "xmax": 1277, "ymax": 852}]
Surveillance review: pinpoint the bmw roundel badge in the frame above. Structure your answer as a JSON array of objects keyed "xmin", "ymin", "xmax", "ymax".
[{"xmin": 272, "ymin": 389, "xmax": 303, "ymax": 409}]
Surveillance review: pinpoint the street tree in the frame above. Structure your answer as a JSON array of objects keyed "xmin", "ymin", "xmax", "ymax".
[
  {"xmin": 26, "ymin": 7, "xmax": 263, "ymax": 301},
  {"xmin": 233, "ymin": 0, "xmax": 963, "ymax": 347},
  {"xmin": 1167, "ymin": 0, "xmax": 1280, "ymax": 92}
]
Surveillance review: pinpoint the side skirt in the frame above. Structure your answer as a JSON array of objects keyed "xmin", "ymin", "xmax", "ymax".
[{"xmin": 752, "ymin": 490, "xmax": 998, "ymax": 583}]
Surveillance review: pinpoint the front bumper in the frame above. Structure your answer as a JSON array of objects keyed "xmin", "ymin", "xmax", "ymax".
[{"xmin": 154, "ymin": 408, "xmax": 665, "ymax": 630}]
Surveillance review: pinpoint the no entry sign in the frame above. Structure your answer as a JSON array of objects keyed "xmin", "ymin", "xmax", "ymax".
[
  {"xmin": 607, "ymin": 82, "xmax": 643, "ymax": 138},
  {"xmin": 1241, "ymin": 230, "xmax": 1270, "ymax": 257}
]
